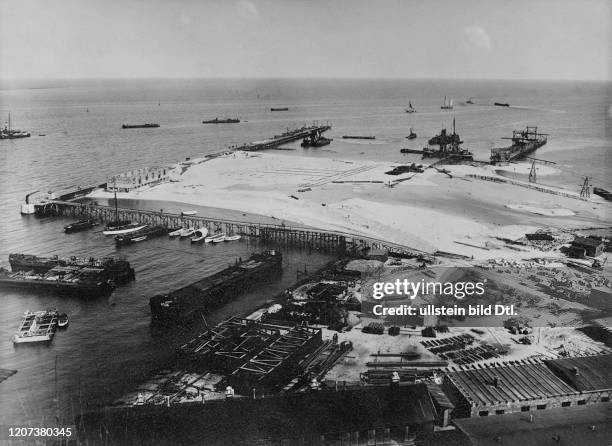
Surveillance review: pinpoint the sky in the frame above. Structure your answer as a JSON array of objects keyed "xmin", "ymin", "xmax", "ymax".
[{"xmin": 0, "ymin": 0, "xmax": 610, "ymax": 80}]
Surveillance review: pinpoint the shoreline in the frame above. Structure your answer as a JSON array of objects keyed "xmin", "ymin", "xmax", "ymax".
[{"xmin": 88, "ymin": 150, "xmax": 610, "ymax": 261}]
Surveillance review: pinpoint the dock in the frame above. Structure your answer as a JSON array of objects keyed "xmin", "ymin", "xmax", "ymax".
[
  {"xmin": 235, "ymin": 124, "xmax": 331, "ymax": 151},
  {"xmin": 37, "ymin": 199, "xmax": 432, "ymax": 258}
]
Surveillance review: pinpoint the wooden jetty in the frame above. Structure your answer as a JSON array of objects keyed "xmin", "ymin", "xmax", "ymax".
[
  {"xmin": 36, "ymin": 199, "xmax": 431, "ymax": 258},
  {"xmin": 235, "ymin": 124, "xmax": 331, "ymax": 151}
]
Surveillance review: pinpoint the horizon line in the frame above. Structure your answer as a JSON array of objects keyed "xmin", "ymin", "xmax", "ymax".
[{"xmin": 1, "ymin": 76, "xmax": 610, "ymax": 83}]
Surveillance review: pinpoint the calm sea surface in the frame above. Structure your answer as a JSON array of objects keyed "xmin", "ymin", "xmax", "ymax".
[{"xmin": 0, "ymin": 78, "xmax": 611, "ymax": 425}]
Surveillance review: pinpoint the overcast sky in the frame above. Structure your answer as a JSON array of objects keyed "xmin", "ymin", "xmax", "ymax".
[{"xmin": 0, "ymin": 0, "xmax": 609, "ymax": 80}]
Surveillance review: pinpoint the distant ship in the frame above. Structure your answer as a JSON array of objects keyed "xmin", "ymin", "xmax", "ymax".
[
  {"xmin": 494, "ymin": 102, "xmax": 510, "ymax": 107},
  {"xmin": 202, "ymin": 118, "xmax": 240, "ymax": 124},
  {"xmin": 406, "ymin": 128, "xmax": 417, "ymax": 140},
  {"xmin": 121, "ymin": 123, "xmax": 160, "ymax": 129},
  {"xmin": 440, "ymin": 96, "xmax": 454, "ymax": 110},
  {"xmin": 466, "ymin": 98, "xmax": 474, "ymax": 104},
  {"xmin": 405, "ymin": 101, "xmax": 416, "ymax": 113},
  {"xmin": 1, "ymin": 113, "xmax": 31, "ymax": 139},
  {"xmin": 490, "ymin": 126, "xmax": 548, "ymax": 163},
  {"xmin": 270, "ymin": 107, "xmax": 289, "ymax": 111}
]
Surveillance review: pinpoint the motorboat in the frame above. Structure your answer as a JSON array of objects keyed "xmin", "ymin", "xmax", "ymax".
[
  {"xmin": 205, "ymin": 233, "xmax": 226, "ymax": 243},
  {"xmin": 191, "ymin": 229, "xmax": 209, "ymax": 243}
]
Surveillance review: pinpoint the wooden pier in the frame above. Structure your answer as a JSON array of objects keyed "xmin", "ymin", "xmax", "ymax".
[
  {"xmin": 235, "ymin": 124, "xmax": 331, "ymax": 151},
  {"xmin": 44, "ymin": 199, "xmax": 430, "ymax": 258}
]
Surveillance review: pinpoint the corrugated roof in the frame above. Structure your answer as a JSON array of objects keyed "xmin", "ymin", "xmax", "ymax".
[
  {"xmin": 447, "ymin": 363, "xmax": 577, "ymax": 406},
  {"xmin": 544, "ymin": 354, "xmax": 612, "ymax": 392}
]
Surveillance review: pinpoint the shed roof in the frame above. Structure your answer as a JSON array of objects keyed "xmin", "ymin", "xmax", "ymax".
[
  {"xmin": 446, "ymin": 362, "xmax": 576, "ymax": 407},
  {"xmin": 572, "ymin": 237, "xmax": 604, "ymax": 248},
  {"xmin": 544, "ymin": 354, "xmax": 612, "ymax": 392}
]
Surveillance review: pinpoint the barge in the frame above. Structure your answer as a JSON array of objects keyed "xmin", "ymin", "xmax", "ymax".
[
  {"xmin": 9, "ymin": 253, "xmax": 135, "ymax": 284},
  {"xmin": 490, "ymin": 126, "xmax": 548, "ymax": 163},
  {"xmin": 301, "ymin": 131, "xmax": 332, "ymax": 147},
  {"xmin": 115, "ymin": 225, "xmax": 168, "ymax": 245},
  {"xmin": 270, "ymin": 107, "xmax": 289, "ymax": 111},
  {"xmin": 202, "ymin": 118, "xmax": 240, "ymax": 124},
  {"xmin": 342, "ymin": 135, "xmax": 375, "ymax": 140},
  {"xmin": 149, "ymin": 250, "xmax": 283, "ymax": 325},
  {"xmin": 0, "ymin": 266, "xmax": 115, "ymax": 297},
  {"xmin": 13, "ymin": 310, "xmax": 58, "ymax": 344},
  {"xmin": 122, "ymin": 123, "xmax": 160, "ymax": 129},
  {"xmin": 64, "ymin": 219, "xmax": 97, "ymax": 233}
]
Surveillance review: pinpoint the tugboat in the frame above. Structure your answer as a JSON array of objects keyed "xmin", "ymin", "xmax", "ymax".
[
  {"xmin": 406, "ymin": 128, "xmax": 417, "ymax": 140},
  {"xmin": 421, "ymin": 118, "xmax": 473, "ymax": 160},
  {"xmin": 202, "ymin": 118, "xmax": 240, "ymax": 124},
  {"xmin": 0, "ymin": 113, "xmax": 31, "ymax": 139},
  {"xmin": 440, "ymin": 96, "xmax": 454, "ymax": 110},
  {"xmin": 405, "ymin": 101, "xmax": 416, "ymax": 113}
]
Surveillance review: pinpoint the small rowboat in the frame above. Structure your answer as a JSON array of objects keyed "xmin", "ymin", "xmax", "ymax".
[
  {"xmin": 58, "ymin": 313, "xmax": 69, "ymax": 328},
  {"xmin": 168, "ymin": 227, "xmax": 184, "ymax": 237},
  {"xmin": 205, "ymin": 233, "xmax": 226, "ymax": 243},
  {"xmin": 179, "ymin": 228, "xmax": 197, "ymax": 239},
  {"xmin": 191, "ymin": 229, "xmax": 209, "ymax": 243},
  {"xmin": 181, "ymin": 210, "xmax": 198, "ymax": 216},
  {"xmin": 224, "ymin": 235, "xmax": 241, "ymax": 242}
]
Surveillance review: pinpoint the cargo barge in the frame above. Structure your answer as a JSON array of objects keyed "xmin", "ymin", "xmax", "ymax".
[
  {"xmin": 490, "ymin": 126, "xmax": 548, "ymax": 163},
  {"xmin": 13, "ymin": 310, "xmax": 59, "ymax": 344},
  {"xmin": 122, "ymin": 123, "xmax": 160, "ymax": 129},
  {"xmin": 149, "ymin": 250, "xmax": 283, "ymax": 325},
  {"xmin": 0, "ymin": 265, "xmax": 115, "ymax": 296},
  {"xmin": 202, "ymin": 118, "xmax": 240, "ymax": 124},
  {"xmin": 270, "ymin": 107, "xmax": 289, "ymax": 111},
  {"xmin": 342, "ymin": 135, "xmax": 375, "ymax": 140},
  {"xmin": 115, "ymin": 225, "xmax": 168, "ymax": 246},
  {"xmin": 8, "ymin": 253, "xmax": 135, "ymax": 284}
]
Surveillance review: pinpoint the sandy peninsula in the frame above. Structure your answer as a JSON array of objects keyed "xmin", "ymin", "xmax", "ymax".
[{"xmin": 89, "ymin": 151, "xmax": 610, "ymax": 260}]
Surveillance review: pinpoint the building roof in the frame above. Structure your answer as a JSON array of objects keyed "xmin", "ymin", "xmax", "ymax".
[
  {"xmin": 572, "ymin": 237, "xmax": 604, "ymax": 248},
  {"xmin": 544, "ymin": 354, "xmax": 612, "ymax": 391},
  {"xmin": 446, "ymin": 362, "xmax": 577, "ymax": 407},
  {"xmin": 454, "ymin": 403, "xmax": 612, "ymax": 446}
]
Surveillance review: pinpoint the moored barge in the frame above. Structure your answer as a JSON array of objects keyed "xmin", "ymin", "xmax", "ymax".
[
  {"xmin": 64, "ymin": 219, "xmax": 97, "ymax": 233},
  {"xmin": 0, "ymin": 265, "xmax": 115, "ymax": 297},
  {"xmin": 149, "ymin": 250, "xmax": 283, "ymax": 325},
  {"xmin": 490, "ymin": 126, "xmax": 548, "ymax": 163},
  {"xmin": 13, "ymin": 310, "xmax": 59, "ymax": 344},
  {"xmin": 9, "ymin": 253, "xmax": 135, "ymax": 284}
]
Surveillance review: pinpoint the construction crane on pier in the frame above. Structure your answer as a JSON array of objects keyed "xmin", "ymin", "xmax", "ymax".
[{"xmin": 522, "ymin": 156, "xmax": 556, "ymax": 184}]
